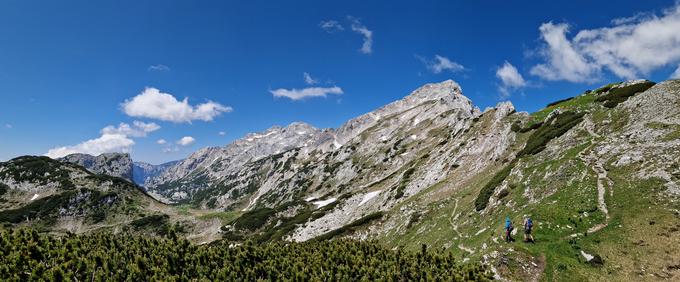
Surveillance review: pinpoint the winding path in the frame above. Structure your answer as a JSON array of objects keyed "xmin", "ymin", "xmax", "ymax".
[
  {"xmin": 573, "ymin": 118, "xmax": 613, "ymax": 236},
  {"xmin": 449, "ymin": 198, "xmax": 462, "ymax": 238}
]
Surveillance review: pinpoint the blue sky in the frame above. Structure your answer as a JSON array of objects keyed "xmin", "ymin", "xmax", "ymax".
[{"xmin": 1, "ymin": 0, "xmax": 680, "ymax": 164}]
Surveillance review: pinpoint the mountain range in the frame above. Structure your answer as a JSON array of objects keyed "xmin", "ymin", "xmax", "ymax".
[{"xmin": 2, "ymin": 79, "xmax": 679, "ymax": 280}]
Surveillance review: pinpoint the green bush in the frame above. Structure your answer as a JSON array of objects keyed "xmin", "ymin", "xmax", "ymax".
[
  {"xmin": 595, "ymin": 81, "xmax": 655, "ymax": 108},
  {"xmin": 474, "ymin": 160, "xmax": 516, "ymax": 211},
  {"xmin": 312, "ymin": 211, "xmax": 385, "ymax": 241},
  {"xmin": 546, "ymin": 96, "xmax": 574, "ymax": 108},
  {"xmin": 0, "ymin": 228, "xmax": 492, "ymax": 280},
  {"xmin": 395, "ymin": 168, "xmax": 416, "ymax": 199},
  {"xmin": 0, "ymin": 183, "xmax": 8, "ymax": 196},
  {"xmin": 518, "ymin": 111, "xmax": 585, "ymax": 156},
  {"xmin": 510, "ymin": 121, "xmax": 522, "ymax": 133},
  {"xmin": 131, "ymin": 214, "xmax": 170, "ymax": 228},
  {"xmin": 593, "ymin": 82, "xmax": 621, "ymax": 94},
  {"xmin": 0, "ymin": 192, "xmax": 75, "ymax": 223},
  {"xmin": 231, "ymin": 208, "xmax": 276, "ymax": 231}
]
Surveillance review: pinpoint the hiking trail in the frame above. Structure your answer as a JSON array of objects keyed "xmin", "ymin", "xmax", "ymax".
[{"xmin": 573, "ymin": 118, "xmax": 612, "ymax": 236}]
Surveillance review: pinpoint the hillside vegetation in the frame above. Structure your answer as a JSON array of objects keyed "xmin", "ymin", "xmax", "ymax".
[{"xmin": 0, "ymin": 228, "xmax": 492, "ymax": 281}]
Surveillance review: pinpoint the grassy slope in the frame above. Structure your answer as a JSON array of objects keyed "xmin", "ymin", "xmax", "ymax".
[{"xmin": 378, "ymin": 87, "xmax": 680, "ymax": 281}]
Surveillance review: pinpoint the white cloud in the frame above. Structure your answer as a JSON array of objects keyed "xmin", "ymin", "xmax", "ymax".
[
  {"xmin": 531, "ymin": 4, "xmax": 680, "ymax": 82},
  {"xmin": 4, "ymin": 124, "xmax": 11, "ymax": 129},
  {"xmin": 671, "ymin": 65, "xmax": 680, "ymax": 79},
  {"xmin": 530, "ymin": 22, "xmax": 597, "ymax": 82},
  {"xmin": 46, "ymin": 133, "xmax": 135, "ymax": 159},
  {"xmin": 303, "ymin": 72, "xmax": 318, "ymax": 85},
  {"xmin": 270, "ymin": 86, "xmax": 343, "ymax": 100},
  {"xmin": 156, "ymin": 139, "xmax": 167, "ymax": 145},
  {"xmin": 496, "ymin": 61, "xmax": 527, "ymax": 97},
  {"xmin": 101, "ymin": 121, "xmax": 160, "ymax": 138},
  {"xmin": 320, "ymin": 20, "xmax": 344, "ymax": 33},
  {"xmin": 418, "ymin": 55, "xmax": 465, "ymax": 74},
  {"xmin": 176, "ymin": 136, "xmax": 195, "ymax": 146},
  {"xmin": 348, "ymin": 17, "xmax": 373, "ymax": 54},
  {"xmin": 148, "ymin": 64, "xmax": 170, "ymax": 71},
  {"xmin": 45, "ymin": 121, "xmax": 160, "ymax": 158},
  {"xmin": 218, "ymin": 131, "xmax": 226, "ymax": 136},
  {"xmin": 121, "ymin": 87, "xmax": 232, "ymax": 123}
]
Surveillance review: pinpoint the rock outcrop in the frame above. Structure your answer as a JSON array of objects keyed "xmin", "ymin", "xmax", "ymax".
[{"xmin": 59, "ymin": 153, "xmax": 134, "ymax": 182}]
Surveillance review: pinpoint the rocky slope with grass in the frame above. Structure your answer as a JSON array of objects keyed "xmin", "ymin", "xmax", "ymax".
[
  {"xmin": 59, "ymin": 152, "xmax": 134, "ymax": 182},
  {"xmin": 4, "ymin": 79, "xmax": 679, "ymax": 280},
  {"xmin": 146, "ymin": 78, "xmax": 678, "ymax": 281},
  {"xmin": 0, "ymin": 156, "xmax": 211, "ymax": 238}
]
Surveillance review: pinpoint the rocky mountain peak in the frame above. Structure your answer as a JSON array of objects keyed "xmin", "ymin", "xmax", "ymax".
[
  {"xmin": 331, "ymin": 79, "xmax": 477, "ymax": 147},
  {"xmin": 58, "ymin": 152, "xmax": 133, "ymax": 181},
  {"xmin": 405, "ymin": 79, "xmax": 463, "ymax": 103}
]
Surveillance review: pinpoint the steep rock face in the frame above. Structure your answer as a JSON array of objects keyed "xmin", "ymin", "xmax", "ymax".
[
  {"xmin": 331, "ymin": 80, "xmax": 478, "ymax": 146},
  {"xmin": 145, "ymin": 80, "xmax": 489, "ymax": 213},
  {"xmin": 132, "ymin": 161, "xmax": 178, "ymax": 186},
  {"xmin": 145, "ymin": 122, "xmax": 330, "ymax": 203},
  {"xmin": 58, "ymin": 153, "xmax": 133, "ymax": 182}
]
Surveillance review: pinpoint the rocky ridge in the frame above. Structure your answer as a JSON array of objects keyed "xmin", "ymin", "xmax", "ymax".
[{"xmin": 59, "ymin": 153, "xmax": 134, "ymax": 182}]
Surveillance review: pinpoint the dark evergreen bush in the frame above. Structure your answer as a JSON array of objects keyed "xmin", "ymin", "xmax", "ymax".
[
  {"xmin": 312, "ymin": 211, "xmax": 384, "ymax": 241},
  {"xmin": 595, "ymin": 81, "xmax": 655, "ymax": 108},
  {"xmin": 546, "ymin": 96, "xmax": 574, "ymax": 107},
  {"xmin": 474, "ymin": 160, "xmax": 516, "ymax": 211},
  {"xmin": 517, "ymin": 111, "xmax": 585, "ymax": 156},
  {"xmin": 232, "ymin": 208, "xmax": 276, "ymax": 231},
  {"xmin": 0, "ymin": 228, "xmax": 492, "ymax": 281}
]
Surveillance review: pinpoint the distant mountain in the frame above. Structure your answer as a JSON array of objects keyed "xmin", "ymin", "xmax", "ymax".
[
  {"xmin": 59, "ymin": 153, "xmax": 134, "ymax": 182},
  {"xmin": 133, "ymin": 161, "xmax": 179, "ymax": 186},
  {"xmin": 57, "ymin": 153, "xmax": 178, "ymax": 187},
  {"xmin": 0, "ymin": 156, "xmax": 173, "ymax": 235},
  {"xmin": 144, "ymin": 121, "xmax": 334, "ymax": 203}
]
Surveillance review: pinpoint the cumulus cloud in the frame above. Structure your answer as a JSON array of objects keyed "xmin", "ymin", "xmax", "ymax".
[
  {"xmin": 303, "ymin": 72, "xmax": 318, "ymax": 85},
  {"xmin": 121, "ymin": 87, "xmax": 232, "ymax": 123},
  {"xmin": 671, "ymin": 65, "xmax": 680, "ymax": 79},
  {"xmin": 270, "ymin": 86, "xmax": 343, "ymax": 100},
  {"xmin": 45, "ymin": 121, "xmax": 160, "ymax": 158},
  {"xmin": 418, "ymin": 55, "xmax": 465, "ymax": 74},
  {"xmin": 348, "ymin": 17, "xmax": 373, "ymax": 54},
  {"xmin": 531, "ymin": 4, "xmax": 680, "ymax": 82},
  {"xmin": 156, "ymin": 139, "xmax": 167, "ymax": 145},
  {"xmin": 176, "ymin": 136, "xmax": 195, "ymax": 146},
  {"xmin": 320, "ymin": 20, "xmax": 344, "ymax": 33},
  {"xmin": 218, "ymin": 131, "xmax": 226, "ymax": 136},
  {"xmin": 148, "ymin": 64, "xmax": 170, "ymax": 71},
  {"xmin": 46, "ymin": 134, "xmax": 135, "ymax": 158},
  {"xmin": 101, "ymin": 121, "xmax": 160, "ymax": 138},
  {"xmin": 496, "ymin": 61, "xmax": 527, "ymax": 97},
  {"xmin": 530, "ymin": 22, "xmax": 597, "ymax": 82}
]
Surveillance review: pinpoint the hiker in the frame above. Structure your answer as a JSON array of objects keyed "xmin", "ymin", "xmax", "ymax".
[
  {"xmin": 504, "ymin": 217, "xmax": 514, "ymax": 242},
  {"xmin": 523, "ymin": 216, "xmax": 535, "ymax": 243}
]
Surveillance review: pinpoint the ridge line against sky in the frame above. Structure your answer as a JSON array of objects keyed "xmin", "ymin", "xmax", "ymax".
[{"xmin": 1, "ymin": 1, "xmax": 680, "ymax": 164}]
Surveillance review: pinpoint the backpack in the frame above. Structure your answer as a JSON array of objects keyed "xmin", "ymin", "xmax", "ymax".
[{"xmin": 527, "ymin": 218, "xmax": 533, "ymax": 228}]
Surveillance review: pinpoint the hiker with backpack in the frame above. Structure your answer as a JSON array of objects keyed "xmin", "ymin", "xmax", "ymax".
[
  {"xmin": 504, "ymin": 217, "xmax": 514, "ymax": 242},
  {"xmin": 523, "ymin": 216, "xmax": 535, "ymax": 243}
]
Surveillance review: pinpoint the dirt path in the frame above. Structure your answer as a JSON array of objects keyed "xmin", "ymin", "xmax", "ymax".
[
  {"xmin": 587, "ymin": 160, "xmax": 612, "ymax": 233},
  {"xmin": 449, "ymin": 198, "xmax": 462, "ymax": 238},
  {"xmin": 574, "ymin": 118, "xmax": 612, "ymax": 236}
]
